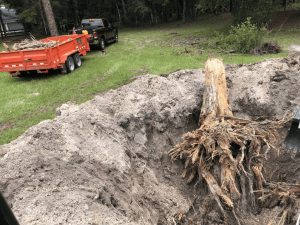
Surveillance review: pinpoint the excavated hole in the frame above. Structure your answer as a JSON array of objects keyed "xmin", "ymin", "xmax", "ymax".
[{"xmin": 0, "ymin": 59, "xmax": 300, "ymax": 225}]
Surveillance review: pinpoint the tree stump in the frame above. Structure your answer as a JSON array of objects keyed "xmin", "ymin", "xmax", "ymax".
[
  {"xmin": 200, "ymin": 58, "xmax": 232, "ymax": 126},
  {"xmin": 169, "ymin": 58, "xmax": 299, "ymax": 225}
]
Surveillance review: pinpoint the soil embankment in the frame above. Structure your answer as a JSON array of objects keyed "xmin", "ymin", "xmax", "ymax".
[{"xmin": 0, "ymin": 56, "xmax": 299, "ymax": 225}]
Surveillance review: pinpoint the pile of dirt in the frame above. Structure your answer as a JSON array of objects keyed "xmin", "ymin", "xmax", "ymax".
[
  {"xmin": 227, "ymin": 53, "xmax": 300, "ymax": 119},
  {"xmin": 0, "ymin": 70, "xmax": 204, "ymax": 225},
  {"xmin": 0, "ymin": 55, "xmax": 299, "ymax": 224}
]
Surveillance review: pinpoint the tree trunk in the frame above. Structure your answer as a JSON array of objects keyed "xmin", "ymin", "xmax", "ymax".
[
  {"xmin": 39, "ymin": 0, "xmax": 48, "ymax": 35},
  {"xmin": 175, "ymin": 0, "xmax": 181, "ymax": 20},
  {"xmin": 73, "ymin": 0, "xmax": 80, "ymax": 26},
  {"xmin": 121, "ymin": 0, "xmax": 128, "ymax": 22},
  {"xmin": 283, "ymin": 0, "xmax": 287, "ymax": 11},
  {"xmin": 150, "ymin": 10, "xmax": 154, "ymax": 25},
  {"xmin": 0, "ymin": 9, "xmax": 7, "ymax": 38},
  {"xmin": 115, "ymin": 1, "xmax": 122, "ymax": 24},
  {"xmin": 200, "ymin": 59, "xmax": 233, "ymax": 126},
  {"xmin": 182, "ymin": 0, "xmax": 186, "ymax": 23},
  {"xmin": 41, "ymin": 0, "xmax": 58, "ymax": 36}
]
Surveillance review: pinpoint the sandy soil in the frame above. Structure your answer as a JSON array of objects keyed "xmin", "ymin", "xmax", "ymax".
[{"xmin": 0, "ymin": 55, "xmax": 299, "ymax": 225}]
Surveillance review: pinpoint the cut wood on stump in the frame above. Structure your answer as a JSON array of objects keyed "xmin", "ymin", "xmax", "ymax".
[{"xmin": 169, "ymin": 58, "xmax": 299, "ymax": 225}]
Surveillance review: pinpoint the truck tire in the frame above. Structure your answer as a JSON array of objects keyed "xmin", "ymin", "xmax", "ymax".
[
  {"xmin": 66, "ymin": 56, "xmax": 75, "ymax": 72},
  {"xmin": 99, "ymin": 37, "xmax": 105, "ymax": 50},
  {"xmin": 73, "ymin": 53, "xmax": 82, "ymax": 68},
  {"xmin": 114, "ymin": 32, "xmax": 118, "ymax": 43}
]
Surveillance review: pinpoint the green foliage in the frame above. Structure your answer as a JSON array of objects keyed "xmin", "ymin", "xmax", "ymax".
[
  {"xmin": 3, "ymin": 0, "xmax": 300, "ymax": 31},
  {"xmin": 195, "ymin": 0, "xmax": 230, "ymax": 14},
  {"xmin": 18, "ymin": 7, "xmax": 38, "ymax": 24},
  {"xmin": 128, "ymin": 0, "xmax": 151, "ymax": 19},
  {"xmin": 218, "ymin": 18, "xmax": 265, "ymax": 53},
  {"xmin": 287, "ymin": 1, "xmax": 300, "ymax": 10}
]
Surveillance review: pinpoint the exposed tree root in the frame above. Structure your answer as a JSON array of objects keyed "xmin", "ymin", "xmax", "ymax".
[{"xmin": 169, "ymin": 58, "xmax": 299, "ymax": 225}]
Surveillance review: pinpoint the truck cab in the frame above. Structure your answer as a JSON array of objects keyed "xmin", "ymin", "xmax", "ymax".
[{"xmin": 73, "ymin": 18, "xmax": 118, "ymax": 50}]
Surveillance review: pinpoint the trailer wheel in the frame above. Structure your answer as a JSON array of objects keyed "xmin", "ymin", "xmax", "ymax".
[
  {"xmin": 73, "ymin": 54, "xmax": 82, "ymax": 68},
  {"xmin": 66, "ymin": 56, "xmax": 75, "ymax": 72}
]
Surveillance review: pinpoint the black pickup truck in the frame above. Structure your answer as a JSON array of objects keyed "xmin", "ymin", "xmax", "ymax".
[{"xmin": 72, "ymin": 18, "xmax": 118, "ymax": 50}]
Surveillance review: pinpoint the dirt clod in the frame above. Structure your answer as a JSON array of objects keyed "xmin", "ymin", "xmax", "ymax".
[{"xmin": 271, "ymin": 71, "xmax": 288, "ymax": 82}]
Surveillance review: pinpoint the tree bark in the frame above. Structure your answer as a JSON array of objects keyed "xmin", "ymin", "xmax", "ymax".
[
  {"xmin": 41, "ymin": 0, "xmax": 58, "ymax": 36},
  {"xmin": 115, "ymin": 1, "xmax": 122, "ymax": 24},
  {"xmin": 39, "ymin": 0, "xmax": 48, "ymax": 35},
  {"xmin": 121, "ymin": 0, "xmax": 128, "ymax": 22},
  {"xmin": 175, "ymin": 0, "xmax": 181, "ymax": 20},
  {"xmin": 200, "ymin": 58, "xmax": 233, "ymax": 127},
  {"xmin": 283, "ymin": 0, "xmax": 287, "ymax": 11},
  {"xmin": 0, "ymin": 9, "xmax": 7, "ymax": 38},
  {"xmin": 182, "ymin": 0, "xmax": 186, "ymax": 22},
  {"xmin": 72, "ymin": 0, "xmax": 80, "ymax": 26}
]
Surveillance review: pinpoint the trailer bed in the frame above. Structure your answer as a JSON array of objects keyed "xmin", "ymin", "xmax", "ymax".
[{"xmin": 0, "ymin": 34, "xmax": 90, "ymax": 76}]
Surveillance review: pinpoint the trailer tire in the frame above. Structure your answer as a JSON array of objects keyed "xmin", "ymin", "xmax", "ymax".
[
  {"xmin": 73, "ymin": 54, "xmax": 82, "ymax": 68},
  {"xmin": 66, "ymin": 56, "xmax": 75, "ymax": 73}
]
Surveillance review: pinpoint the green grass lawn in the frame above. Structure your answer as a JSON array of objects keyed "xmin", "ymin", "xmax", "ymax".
[{"xmin": 0, "ymin": 14, "xmax": 299, "ymax": 144}]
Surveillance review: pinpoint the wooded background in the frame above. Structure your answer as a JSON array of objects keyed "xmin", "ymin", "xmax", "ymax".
[{"xmin": 1, "ymin": 0, "xmax": 300, "ymax": 34}]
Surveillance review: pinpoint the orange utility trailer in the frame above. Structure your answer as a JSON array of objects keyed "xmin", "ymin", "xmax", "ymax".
[{"xmin": 0, "ymin": 34, "xmax": 90, "ymax": 76}]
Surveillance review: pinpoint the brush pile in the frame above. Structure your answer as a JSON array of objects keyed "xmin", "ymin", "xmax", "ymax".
[
  {"xmin": 250, "ymin": 42, "xmax": 281, "ymax": 55},
  {"xmin": 12, "ymin": 39, "xmax": 59, "ymax": 50},
  {"xmin": 169, "ymin": 59, "xmax": 300, "ymax": 225}
]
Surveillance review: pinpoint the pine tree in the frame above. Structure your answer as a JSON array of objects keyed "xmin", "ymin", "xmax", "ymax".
[{"xmin": 41, "ymin": 0, "xmax": 58, "ymax": 36}]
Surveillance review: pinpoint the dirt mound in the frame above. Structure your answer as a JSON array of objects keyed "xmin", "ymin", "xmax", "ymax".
[
  {"xmin": 228, "ymin": 53, "xmax": 300, "ymax": 119},
  {"xmin": 0, "ymin": 56, "xmax": 299, "ymax": 224},
  {"xmin": 0, "ymin": 70, "xmax": 204, "ymax": 225}
]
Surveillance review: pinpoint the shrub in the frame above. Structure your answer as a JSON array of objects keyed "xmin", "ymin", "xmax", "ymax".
[{"xmin": 218, "ymin": 18, "xmax": 265, "ymax": 54}]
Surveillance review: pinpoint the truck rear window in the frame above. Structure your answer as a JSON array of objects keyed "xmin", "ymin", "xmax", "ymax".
[{"xmin": 81, "ymin": 19, "xmax": 103, "ymax": 27}]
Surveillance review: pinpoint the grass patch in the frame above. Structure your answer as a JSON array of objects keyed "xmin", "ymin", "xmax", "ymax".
[{"xmin": 0, "ymin": 14, "xmax": 299, "ymax": 144}]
